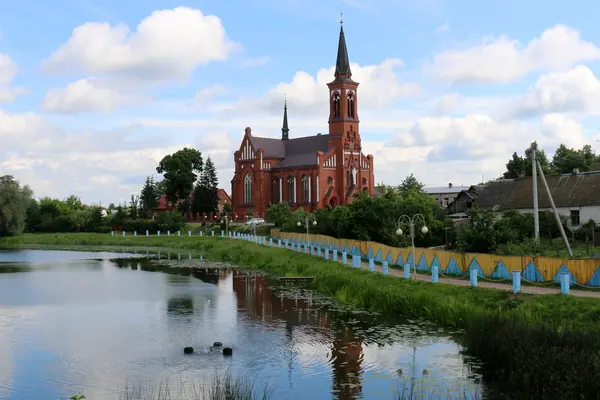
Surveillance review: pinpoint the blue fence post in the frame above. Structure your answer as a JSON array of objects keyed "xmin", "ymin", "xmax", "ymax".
[
  {"xmin": 221, "ymin": 231, "xmax": 224, "ymax": 237},
  {"xmin": 304, "ymin": 244, "xmax": 308, "ymax": 253},
  {"xmin": 325, "ymin": 249, "xmax": 329, "ymax": 260},
  {"xmin": 382, "ymin": 261, "xmax": 389, "ymax": 275},
  {"xmin": 178, "ymin": 231, "xmax": 181, "ymax": 236},
  {"xmin": 510, "ymin": 270, "xmax": 521, "ymax": 294},
  {"xmin": 403, "ymin": 264, "xmax": 411, "ymax": 279},
  {"xmin": 211, "ymin": 231, "xmax": 215, "ymax": 236},
  {"xmin": 470, "ymin": 268, "xmax": 478, "ymax": 287},
  {"xmin": 368, "ymin": 258, "xmax": 375, "ymax": 272},
  {"xmin": 342, "ymin": 252, "xmax": 347, "ymax": 265},
  {"xmin": 134, "ymin": 231, "xmax": 137, "ymax": 237},
  {"xmin": 317, "ymin": 248, "xmax": 322, "ymax": 257},
  {"xmin": 157, "ymin": 230, "xmax": 161, "ymax": 236},
  {"xmin": 432, "ymin": 265, "xmax": 439, "ymax": 283},
  {"xmin": 277, "ymin": 239, "xmax": 281, "ymax": 248},
  {"xmin": 167, "ymin": 231, "xmax": 171, "ymax": 236},
  {"xmin": 188, "ymin": 231, "xmax": 191, "ymax": 236},
  {"xmin": 297, "ymin": 244, "xmax": 301, "ymax": 253},
  {"xmin": 111, "ymin": 231, "xmax": 115, "ymax": 236},
  {"xmin": 269, "ymin": 238, "xmax": 273, "ymax": 246},
  {"xmin": 561, "ymin": 273, "xmax": 570, "ymax": 295},
  {"xmin": 333, "ymin": 250, "xmax": 338, "ymax": 262},
  {"xmin": 146, "ymin": 230, "xmax": 149, "ymax": 236}
]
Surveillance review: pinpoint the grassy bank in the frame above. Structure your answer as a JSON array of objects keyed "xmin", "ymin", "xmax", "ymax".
[{"xmin": 3, "ymin": 233, "xmax": 600, "ymax": 399}]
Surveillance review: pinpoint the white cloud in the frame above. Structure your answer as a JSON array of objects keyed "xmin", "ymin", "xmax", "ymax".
[
  {"xmin": 193, "ymin": 85, "xmax": 227, "ymax": 107},
  {"xmin": 506, "ymin": 65, "xmax": 600, "ymax": 119},
  {"xmin": 435, "ymin": 22, "xmax": 449, "ymax": 33},
  {"xmin": 427, "ymin": 25, "xmax": 600, "ymax": 84},
  {"xmin": 0, "ymin": 53, "xmax": 16, "ymax": 85},
  {"xmin": 42, "ymin": 78, "xmax": 149, "ymax": 113},
  {"xmin": 240, "ymin": 56, "xmax": 270, "ymax": 68},
  {"xmin": 43, "ymin": 7, "xmax": 237, "ymax": 82},
  {"xmin": 232, "ymin": 59, "xmax": 420, "ymax": 116}
]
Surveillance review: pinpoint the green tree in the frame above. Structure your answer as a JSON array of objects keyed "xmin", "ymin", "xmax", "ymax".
[
  {"xmin": 265, "ymin": 202, "xmax": 291, "ymax": 227},
  {"xmin": 139, "ymin": 176, "xmax": 159, "ymax": 218},
  {"xmin": 191, "ymin": 156, "xmax": 218, "ymax": 215},
  {"xmin": 398, "ymin": 173, "xmax": 424, "ymax": 193},
  {"xmin": 504, "ymin": 141, "xmax": 552, "ymax": 178},
  {"xmin": 156, "ymin": 148, "xmax": 204, "ymax": 209},
  {"xmin": 552, "ymin": 144, "xmax": 597, "ymax": 173},
  {"xmin": 0, "ymin": 175, "xmax": 34, "ymax": 236},
  {"xmin": 128, "ymin": 194, "xmax": 139, "ymax": 219},
  {"xmin": 458, "ymin": 208, "xmax": 499, "ymax": 253}
]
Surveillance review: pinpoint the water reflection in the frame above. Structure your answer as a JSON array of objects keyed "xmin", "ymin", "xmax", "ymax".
[{"xmin": 0, "ymin": 251, "xmax": 483, "ymax": 400}]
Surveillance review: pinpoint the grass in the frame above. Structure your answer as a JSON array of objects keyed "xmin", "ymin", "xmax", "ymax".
[{"xmin": 4, "ymin": 233, "xmax": 600, "ymax": 399}]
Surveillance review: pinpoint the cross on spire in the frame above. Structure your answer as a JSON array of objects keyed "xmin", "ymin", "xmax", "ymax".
[{"xmin": 340, "ymin": 11, "xmax": 343, "ymax": 24}]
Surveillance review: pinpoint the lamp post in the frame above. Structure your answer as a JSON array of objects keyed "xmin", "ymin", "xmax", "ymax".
[
  {"xmin": 297, "ymin": 213, "xmax": 317, "ymax": 250},
  {"xmin": 396, "ymin": 214, "xmax": 428, "ymax": 275}
]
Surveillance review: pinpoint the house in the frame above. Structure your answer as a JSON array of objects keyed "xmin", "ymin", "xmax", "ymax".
[
  {"xmin": 424, "ymin": 183, "xmax": 471, "ymax": 208},
  {"xmin": 230, "ymin": 20, "xmax": 375, "ymax": 218},
  {"xmin": 474, "ymin": 171, "xmax": 600, "ymax": 228},
  {"xmin": 446, "ymin": 185, "xmax": 482, "ymax": 217},
  {"xmin": 153, "ymin": 188, "xmax": 231, "ymax": 218}
]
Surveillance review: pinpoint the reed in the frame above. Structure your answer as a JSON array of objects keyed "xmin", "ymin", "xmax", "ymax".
[{"xmin": 5, "ymin": 233, "xmax": 600, "ymax": 399}]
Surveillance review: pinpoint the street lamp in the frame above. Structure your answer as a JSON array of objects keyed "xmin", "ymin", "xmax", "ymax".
[
  {"xmin": 396, "ymin": 214, "xmax": 428, "ymax": 275},
  {"xmin": 297, "ymin": 213, "xmax": 317, "ymax": 251}
]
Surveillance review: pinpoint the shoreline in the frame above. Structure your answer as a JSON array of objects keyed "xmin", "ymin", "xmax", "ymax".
[{"xmin": 2, "ymin": 233, "xmax": 600, "ymax": 399}]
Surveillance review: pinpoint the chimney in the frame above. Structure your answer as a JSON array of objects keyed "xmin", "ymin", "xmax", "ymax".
[
  {"xmin": 573, "ymin": 168, "xmax": 580, "ymax": 174},
  {"xmin": 448, "ymin": 183, "xmax": 453, "ymax": 188}
]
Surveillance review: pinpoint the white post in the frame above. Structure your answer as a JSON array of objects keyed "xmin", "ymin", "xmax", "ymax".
[
  {"xmin": 532, "ymin": 149, "xmax": 540, "ymax": 241},
  {"xmin": 279, "ymin": 177, "xmax": 283, "ymax": 202}
]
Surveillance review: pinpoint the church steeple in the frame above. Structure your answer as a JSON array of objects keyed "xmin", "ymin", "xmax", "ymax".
[
  {"xmin": 334, "ymin": 15, "xmax": 352, "ymax": 79},
  {"xmin": 281, "ymin": 99, "xmax": 289, "ymax": 140}
]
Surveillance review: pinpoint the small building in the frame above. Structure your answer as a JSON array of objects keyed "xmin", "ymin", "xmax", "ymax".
[
  {"xmin": 424, "ymin": 183, "xmax": 471, "ymax": 208},
  {"xmin": 446, "ymin": 185, "xmax": 482, "ymax": 219},
  {"xmin": 474, "ymin": 171, "xmax": 600, "ymax": 228},
  {"xmin": 153, "ymin": 188, "xmax": 231, "ymax": 217},
  {"xmin": 229, "ymin": 21, "xmax": 375, "ymax": 218},
  {"xmin": 217, "ymin": 189, "xmax": 232, "ymax": 213}
]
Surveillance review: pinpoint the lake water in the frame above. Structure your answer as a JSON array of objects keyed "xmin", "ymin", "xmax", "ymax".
[{"xmin": 0, "ymin": 250, "xmax": 483, "ymax": 399}]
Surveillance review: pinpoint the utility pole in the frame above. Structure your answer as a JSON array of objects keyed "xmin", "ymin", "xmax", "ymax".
[{"xmin": 532, "ymin": 149, "xmax": 540, "ymax": 242}]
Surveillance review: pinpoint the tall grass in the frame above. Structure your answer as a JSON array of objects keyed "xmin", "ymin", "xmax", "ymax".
[{"xmin": 4, "ymin": 233, "xmax": 600, "ymax": 399}]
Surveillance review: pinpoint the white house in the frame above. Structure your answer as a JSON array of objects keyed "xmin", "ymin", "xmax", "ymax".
[
  {"xmin": 424, "ymin": 183, "xmax": 471, "ymax": 208},
  {"xmin": 474, "ymin": 171, "xmax": 600, "ymax": 229}
]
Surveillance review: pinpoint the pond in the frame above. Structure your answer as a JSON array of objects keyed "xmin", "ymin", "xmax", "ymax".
[{"xmin": 0, "ymin": 250, "xmax": 484, "ymax": 399}]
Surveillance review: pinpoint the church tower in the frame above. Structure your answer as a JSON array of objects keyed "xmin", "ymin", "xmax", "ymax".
[{"xmin": 327, "ymin": 16, "xmax": 362, "ymax": 204}]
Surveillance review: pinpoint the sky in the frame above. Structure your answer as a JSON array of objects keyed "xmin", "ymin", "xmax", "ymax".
[{"xmin": 1, "ymin": 0, "xmax": 600, "ymax": 205}]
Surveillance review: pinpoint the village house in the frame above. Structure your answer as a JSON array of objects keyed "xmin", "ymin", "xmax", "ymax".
[
  {"xmin": 230, "ymin": 20, "xmax": 375, "ymax": 218},
  {"xmin": 153, "ymin": 188, "xmax": 231, "ymax": 219},
  {"xmin": 473, "ymin": 170, "xmax": 600, "ymax": 228},
  {"xmin": 424, "ymin": 183, "xmax": 471, "ymax": 208}
]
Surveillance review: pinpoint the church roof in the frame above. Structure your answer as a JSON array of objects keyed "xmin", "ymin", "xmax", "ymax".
[
  {"xmin": 335, "ymin": 24, "xmax": 352, "ymax": 78},
  {"xmin": 249, "ymin": 132, "xmax": 331, "ymax": 170}
]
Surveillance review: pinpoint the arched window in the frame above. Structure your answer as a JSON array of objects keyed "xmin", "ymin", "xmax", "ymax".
[
  {"xmin": 244, "ymin": 174, "xmax": 252, "ymax": 204},
  {"xmin": 301, "ymin": 175, "xmax": 309, "ymax": 203},
  {"xmin": 347, "ymin": 92, "xmax": 355, "ymax": 119},
  {"xmin": 271, "ymin": 178, "xmax": 279, "ymax": 204},
  {"xmin": 286, "ymin": 176, "xmax": 295, "ymax": 203},
  {"xmin": 332, "ymin": 92, "xmax": 341, "ymax": 118},
  {"xmin": 346, "ymin": 170, "xmax": 350, "ymax": 185}
]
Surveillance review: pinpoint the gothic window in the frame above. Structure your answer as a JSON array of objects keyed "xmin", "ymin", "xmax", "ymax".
[
  {"xmin": 271, "ymin": 178, "xmax": 279, "ymax": 204},
  {"xmin": 332, "ymin": 91, "xmax": 341, "ymax": 118},
  {"xmin": 301, "ymin": 175, "xmax": 309, "ymax": 203},
  {"xmin": 346, "ymin": 170, "xmax": 350, "ymax": 185},
  {"xmin": 347, "ymin": 92, "xmax": 355, "ymax": 119},
  {"xmin": 244, "ymin": 174, "xmax": 252, "ymax": 204},
  {"xmin": 286, "ymin": 176, "xmax": 295, "ymax": 202}
]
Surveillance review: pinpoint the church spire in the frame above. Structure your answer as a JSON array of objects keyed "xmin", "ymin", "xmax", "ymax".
[
  {"xmin": 334, "ymin": 14, "xmax": 352, "ymax": 79},
  {"xmin": 281, "ymin": 98, "xmax": 289, "ymax": 140}
]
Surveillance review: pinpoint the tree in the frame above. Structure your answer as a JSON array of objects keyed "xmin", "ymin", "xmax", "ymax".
[
  {"xmin": 0, "ymin": 175, "xmax": 34, "ymax": 236},
  {"xmin": 191, "ymin": 156, "xmax": 219, "ymax": 215},
  {"xmin": 504, "ymin": 141, "xmax": 551, "ymax": 178},
  {"xmin": 156, "ymin": 148, "xmax": 204, "ymax": 208},
  {"xmin": 128, "ymin": 195, "xmax": 139, "ymax": 219},
  {"xmin": 398, "ymin": 174, "xmax": 424, "ymax": 193},
  {"xmin": 139, "ymin": 176, "xmax": 159, "ymax": 218},
  {"xmin": 552, "ymin": 144, "xmax": 597, "ymax": 173},
  {"xmin": 265, "ymin": 202, "xmax": 291, "ymax": 227}
]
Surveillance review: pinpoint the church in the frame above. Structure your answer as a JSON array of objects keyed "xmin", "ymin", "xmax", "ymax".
[{"xmin": 230, "ymin": 20, "xmax": 375, "ymax": 218}]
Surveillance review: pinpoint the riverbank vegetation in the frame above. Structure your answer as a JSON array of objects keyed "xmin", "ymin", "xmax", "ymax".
[{"xmin": 3, "ymin": 233, "xmax": 600, "ymax": 399}]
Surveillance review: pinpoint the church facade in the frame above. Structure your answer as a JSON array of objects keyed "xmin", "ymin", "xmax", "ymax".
[{"xmin": 230, "ymin": 21, "xmax": 375, "ymax": 218}]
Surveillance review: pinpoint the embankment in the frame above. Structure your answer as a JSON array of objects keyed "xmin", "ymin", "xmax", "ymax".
[{"xmin": 2, "ymin": 233, "xmax": 600, "ymax": 399}]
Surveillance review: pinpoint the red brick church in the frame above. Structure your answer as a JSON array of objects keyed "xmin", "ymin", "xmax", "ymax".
[{"xmin": 230, "ymin": 21, "xmax": 375, "ymax": 217}]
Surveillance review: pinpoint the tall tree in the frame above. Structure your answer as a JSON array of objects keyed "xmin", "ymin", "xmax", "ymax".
[
  {"xmin": 139, "ymin": 176, "xmax": 159, "ymax": 218},
  {"xmin": 504, "ymin": 141, "xmax": 551, "ymax": 178},
  {"xmin": 0, "ymin": 175, "xmax": 34, "ymax": 236},
  {"xmin": 552, "ymin": 144, "xmax": 597, "ymax": 173},
  {"xmin": 398, "ymin": 174, "xmax": 425, "ymax": 194},
  {"xmin": 128, "ymin": 195, "xmax": 139, "ymax": 219},
  {"xmin": 156, "ymin": 148, "xmax": 203, "ymax": 209},
  {"xmin": 191, "ymin": 157, "xmax": 219, "ymax": 215}
]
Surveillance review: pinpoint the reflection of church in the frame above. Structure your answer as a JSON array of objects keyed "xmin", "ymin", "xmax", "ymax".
[
  {"xmin": 230, "ymin": 19, "xmax": 376, "ymax": 217},
  {"xmin": 232, "ymin": 273, "xmax": 365, "ymax": 400}
]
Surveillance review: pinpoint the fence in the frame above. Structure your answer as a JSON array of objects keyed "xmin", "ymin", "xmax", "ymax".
[{"xmin": 270, "ymin": 229, "xmax": 600, "ymax": 287}]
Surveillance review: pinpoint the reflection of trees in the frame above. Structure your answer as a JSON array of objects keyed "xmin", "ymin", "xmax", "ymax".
[{"xmin": 167, "ymin": 296, "xmax": 194, "ymax": 315}]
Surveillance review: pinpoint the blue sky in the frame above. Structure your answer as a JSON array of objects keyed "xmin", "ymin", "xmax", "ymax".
[{"xmin": 1, "ymin": 0, "xmax": 600, "ymax": 204}]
